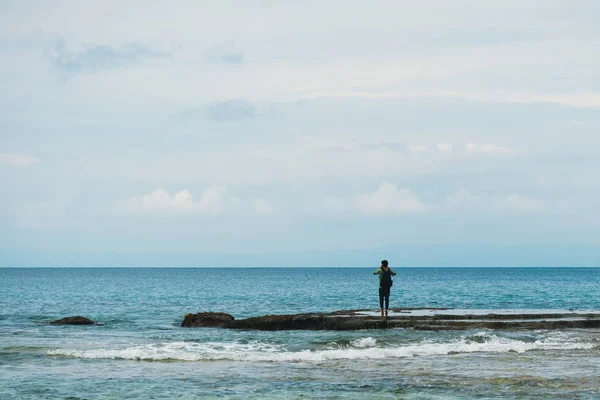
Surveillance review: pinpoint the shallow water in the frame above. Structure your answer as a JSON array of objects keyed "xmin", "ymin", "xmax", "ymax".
[{"xmin": 1, "ymin": 267, "xmax": 599, "ymax": 399}]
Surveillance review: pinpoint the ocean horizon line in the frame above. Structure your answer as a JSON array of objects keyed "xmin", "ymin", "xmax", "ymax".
[{"xmin": 1, "ymin": 265, "xmax": 598, "ymax": 269}]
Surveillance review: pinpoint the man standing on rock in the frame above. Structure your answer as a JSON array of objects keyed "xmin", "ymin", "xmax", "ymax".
[{"xmin": 373, "ymin": 260, "xmax": 396, "ymax": 317}]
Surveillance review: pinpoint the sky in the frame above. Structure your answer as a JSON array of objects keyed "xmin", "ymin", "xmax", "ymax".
[{"xmin": 1, "ymin": 0, "xmax": 599, "ymax": 266}]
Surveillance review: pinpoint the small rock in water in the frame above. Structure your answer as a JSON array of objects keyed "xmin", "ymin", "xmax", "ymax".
[
  {"xmin": 181, "ymin": 312, "xmax": 234, "ymax": 328},
  {"xmin": 50, "ymin": 316, "xmax": 95, "ymax": 325}
]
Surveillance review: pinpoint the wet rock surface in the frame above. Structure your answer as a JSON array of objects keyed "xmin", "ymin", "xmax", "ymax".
[
  {"xmin": 181, "ymin": 312, "xmax": 235, "ymax": 328},
  {"xmin": 181, "ymin": 308, "xmax": 600, "ymax": 331},
  {"xmin": 50, "ymin": 316, "xmax": 95, "ymax": 325}
]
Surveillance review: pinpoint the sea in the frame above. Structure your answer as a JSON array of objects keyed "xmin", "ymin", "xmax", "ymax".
[{"xmin": 0, "ymin": 267, "xmax": 599, "ymax": 399}]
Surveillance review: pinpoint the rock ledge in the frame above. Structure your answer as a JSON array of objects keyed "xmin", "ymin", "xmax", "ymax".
[{"xmin": 181, "ymin": 309, "xmax": 600, "ymax": 331}]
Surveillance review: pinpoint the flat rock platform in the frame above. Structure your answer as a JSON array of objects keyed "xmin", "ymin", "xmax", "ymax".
[{"xmin": 181, "ymin": 308, "xmax": 600, "ymax": 331}]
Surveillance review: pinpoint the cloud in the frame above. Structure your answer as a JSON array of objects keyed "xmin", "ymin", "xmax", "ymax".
[
  {"xmin": 407, "ymin": 144, "xmax": 429, "ymax": 153},
  {"xmin": 206, "ymin": 99, "xmax": 256, "ymax": 121},
  {"xmin": 443, "ymin": 190, "xmax": 545, "ymax": 212},
  {"xmin": 506, "ymin": 92, "xmax": 600, "ymax": 109},
  {"xmin": 464, "ymin": 143, "xmax": 524, "ymax": 155},
  {"xmin": 328, "ymin": 182, "xmax": 427, "ymax": 216},
  {"xmin": 206, "ymin": 42, "xmax": 244, "ymax": 64},
  {"xmin": 357, "ymin": 183, "xmax": 427, "ymax": 215},
  {"xmin": 436, "ymin": 143, "xmax": 453, "ymax": 153},
  {"xmin": 558, "ymin": 199, "xmax": 575, "ymax": 209},
  {"xmin": 50, "ymin": 40, "xmax": 168, "ymax": 75},
  {"xmin": 327, "ymin": 185, "xmax": 548, "ymax": 216},
  {"xmin": 503, "ymin": 194, "xmax": 545, "ymax": 211},
  {"xmin": 317, "ymin": 140, "xmax": 524, "ymax": 158},
  {"xmin": 179, "ymin": 98, "xmax": 258, "ymax": 122},
  {"xmin": 120, "ymin": 187, "xmax": 229, "ymax": 214},
  {"xmin": 0, "ymin": 153, "xmax": 42, "ymax": 167},
  {"xmin": 413, "ymin": 142, "xmax": 523, "ymax": 156},
  {"xmin": 119, "ymin": 186, "xmax": 273, "ymax": 215},
  {"xmin": 253, "ymin": 198, "xmax": 274, "ymax": 215},
  {"xmin": 301, "ymin": 90, "xmax": 600, "ymax": 109}
]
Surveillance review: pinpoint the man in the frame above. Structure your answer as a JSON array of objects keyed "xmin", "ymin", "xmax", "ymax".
[{"xmin": 373, "ymin": 260, "xmax": 396, "ymax": 317}]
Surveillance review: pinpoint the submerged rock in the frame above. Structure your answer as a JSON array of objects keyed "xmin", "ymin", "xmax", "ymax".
[
  {"xmin": 181, "ymin": 312, "xmax": 235, "ymax": 328},
  {"xmin": 181, "ymin": 308, "xmax": 600, "ymax": 331},
  {"xmin": 50, "ymin": 316, "xmax": 95, "ymax": 325}
]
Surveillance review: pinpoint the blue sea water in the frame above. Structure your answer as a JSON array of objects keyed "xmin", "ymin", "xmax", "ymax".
[{"xmin": 1, "ymin": 267, "xmax": 599, "ymax": 399}]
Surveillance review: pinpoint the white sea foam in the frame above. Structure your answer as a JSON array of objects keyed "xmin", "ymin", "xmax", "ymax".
[
  {"xmin": 350, "ymin": 337, "xmax": 377, "ymax": 348},
  {"xmin": 47, "ymin": 333, "xmax": 594, "ymax": 363}
]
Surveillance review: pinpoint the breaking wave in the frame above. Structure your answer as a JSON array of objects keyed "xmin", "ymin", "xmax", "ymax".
[{"xmin": 47, "ymin": 332, "xmax": 594, "ymax": 362}]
